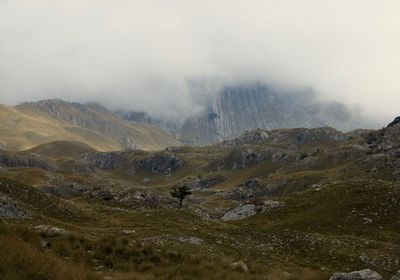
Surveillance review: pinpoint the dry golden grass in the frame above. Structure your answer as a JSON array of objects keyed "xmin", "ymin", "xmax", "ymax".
[{"xmin": 0, "ymin": 235, "xmax": 99, "ymax": 280}]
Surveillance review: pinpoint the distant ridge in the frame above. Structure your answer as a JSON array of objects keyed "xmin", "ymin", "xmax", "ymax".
[{"xmin": 0, "ymin": 100, "xmax": 181, "ymax": 151}]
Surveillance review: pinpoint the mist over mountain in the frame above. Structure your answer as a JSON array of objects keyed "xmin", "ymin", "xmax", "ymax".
[
  {"xmin": 1, "ymin": 1, "xmax": 400, "ymax": 123},
  {"xmin": 118, "ymin": 82, "xmax": 377, "ymax": 145}
]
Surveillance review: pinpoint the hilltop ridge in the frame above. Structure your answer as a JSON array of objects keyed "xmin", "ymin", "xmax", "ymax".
[{"xmin": 0, "ymin": 99, "xmax": 180, "ymax": 151}]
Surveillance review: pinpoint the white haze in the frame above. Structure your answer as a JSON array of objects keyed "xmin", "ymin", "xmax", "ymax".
[{"xmin": 0, "ymin": 0, "xmax": 399, "ymax": 123}]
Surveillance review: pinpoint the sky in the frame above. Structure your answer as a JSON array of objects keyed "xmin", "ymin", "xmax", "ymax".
[{"xmin": 0, "ymin": 0, "xmax": 399, "ymax": 122}]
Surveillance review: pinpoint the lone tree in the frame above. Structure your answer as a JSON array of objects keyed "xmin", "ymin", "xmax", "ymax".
[{"xmin": 170, "ymin": 185, "xmax": 192, "ymax": 207}]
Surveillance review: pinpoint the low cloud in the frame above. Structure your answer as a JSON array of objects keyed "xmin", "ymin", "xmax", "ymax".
[{"xmin": 0, "ymin": 0, "xmax": 399, "ymax": 122}]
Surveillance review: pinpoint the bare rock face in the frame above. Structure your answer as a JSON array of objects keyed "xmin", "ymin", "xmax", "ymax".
[
  {"xmin": 0, "ymin": 195, "xmax": 30, "ymax": 219},
  {"xmin": 329, "ymin": 269, "xmax": 382, "ymax": 280},
  {"xmin": 179, "ymin": 84, "xmax": 361, "ymax": 146}
]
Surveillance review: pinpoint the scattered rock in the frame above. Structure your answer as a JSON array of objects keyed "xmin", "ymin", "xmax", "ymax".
[
  {"xmin": 221, "ymin": 200, "xmax": 284, "ymax": 222},
  {"xmin": 78, "ymin": 151, "xmax": 128, "ymax": 170},
  {"xmin": 143, "ymin": 178, "xmax": 150, "ymax": 184},
  {"xmin": 103, "ymin": 276, "xmax": 118, "ymax": 280},
  {"xmin": 391, "ymin": 271, "xmax": 400, "ymax": 280},
  {"xmin": 121, "ymin": 229, "xmax": 136, "ymax": 235},
  {"xmin": 91, "ymin": 188, "xmax": 114, "ymax": 201},
  {"xmin": 230, "ymin": 178, "xmax": 265, "ymax": 200},
  {"xmin": 113, "ymin": 189, "xmax": 174, "ymax": 210},
  {"xmin": 222, "ymin": 127, "xmax": 347, "ymax": 147},
  {"xmin": 0, "ymin": 195, "xmax": 30, "ymax": 219},
  {"xmin": 177, "ymin": 236, "xmax": 204, "ymax": 245},
  {"xmin": 263, "ymin": 200, "xmax": 285, "ymax": 210},
  {"xmin": 0, "ymin": 151, "xmax": 56, "ymax": 171},
  {"xmin": 135, "ymin": 153, "xmax": 183, "ymax": 174},
  {"xmin": 330, "ymin": 269, "xmax": 383, "ymax": 280},
  {"xmin": 187, "ymin": 176, "xmax": 226, "ymax": 190},
  {"xmin": 230, "ymin": 261, "xmax": 249, "ymax": 272},
  {"xmin": 42, "ymin": 182, "xmax": 88, "ymax": 199},
  {"xmin": 363, "ymin": 218, "xmax": 373, "ymax": 224},
  {"xmin": 33, "ymin": 225, "xmax": 69, "ymax": 236}
]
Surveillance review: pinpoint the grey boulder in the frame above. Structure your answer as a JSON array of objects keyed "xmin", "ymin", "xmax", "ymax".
[{"xmin": 330, "ymin": 269, "xmax": 382, "ymax": 280}]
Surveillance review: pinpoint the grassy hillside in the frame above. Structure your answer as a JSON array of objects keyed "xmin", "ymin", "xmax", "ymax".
[
  {"xmin": 0, "ymin": 101, "xmax": 180, "ymax": 151},
  {"xmin": 26, "ymin": 141, "xmax": 96, "ymax": 160},
  {"xmin": 1, "ymin": 124, "xmax": 400, "ymax": 279}
]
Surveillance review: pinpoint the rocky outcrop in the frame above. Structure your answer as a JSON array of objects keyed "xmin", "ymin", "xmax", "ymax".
[
  {"xmin": 186, "ymin": 176, "xmax": 226, "ymax": 190},
  {"xmin": 114, "ymin": 189, "xmax": 174, "ymax": 210},
  {"xmin": 221, "ymin": 127, "xmax": 347, "ymax": 148},
  {"xmin": 0, "ymin": 195, "xmax": 30, "ymax": 219},
  {"xmin": 329, "ymin": 269, "xmax": 382, "ymax": 280},
  {"xmin": 221, "ymin": 204, "xmax": 261, "ymax": 221},
  {"xmin": 78, "ymin": 151, "xmax": 129, "ymax": 170},
  {"xmin": 91, "ymin": 188, "xmax": 114, "ymax": 201},
  {"xmin": 358, "ymin": 120, "xmax": 400, "ymax": 175},
  {"xmin": 0, "ymin": 151, "xmax": 55, "ymax": 171},
  {"xmin": 33, "ymin": 224, "xmax": 69, "ymax": 236},
  {"xmin": 221, "ymin": 200, "xmax": 284, "ymax": 221},
  {"xmin": 135, "ymin": 153, "xmax": 183, "ymax": 174},
  {"xmin": 230, "ymin": 178, "xmax": 266, "ymax": 200},
  {"xmin": 90, "ymin": 187, "xmax": 174, "ymax": 210},
  {"xmin": 42, "ymin": 182, "xmax": 88, "ymax": 199},
  {"xmin": 220, "ymin": 146, "xmax": 295, "ymax": 170}
]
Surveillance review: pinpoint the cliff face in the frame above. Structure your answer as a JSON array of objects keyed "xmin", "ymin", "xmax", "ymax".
[{"xmin": 179, "ymin": 85, "xmax": 364, "ymax": 146}]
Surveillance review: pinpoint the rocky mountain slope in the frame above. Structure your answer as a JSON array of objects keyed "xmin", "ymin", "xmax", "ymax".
[
  {"xmin": 0, "ymin": 117, "xmax": 399, "ymax": 279},
  {"xmin": 180, "ymin": 85, "xmax": 369, "ymax": 145},
  {"xmin": 0, "ymin": 100, "xmax": 180, "ymax": 151},
  {"xmin": 119, "ymin": 84, "xmax": 373, "ymax": 146}
]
